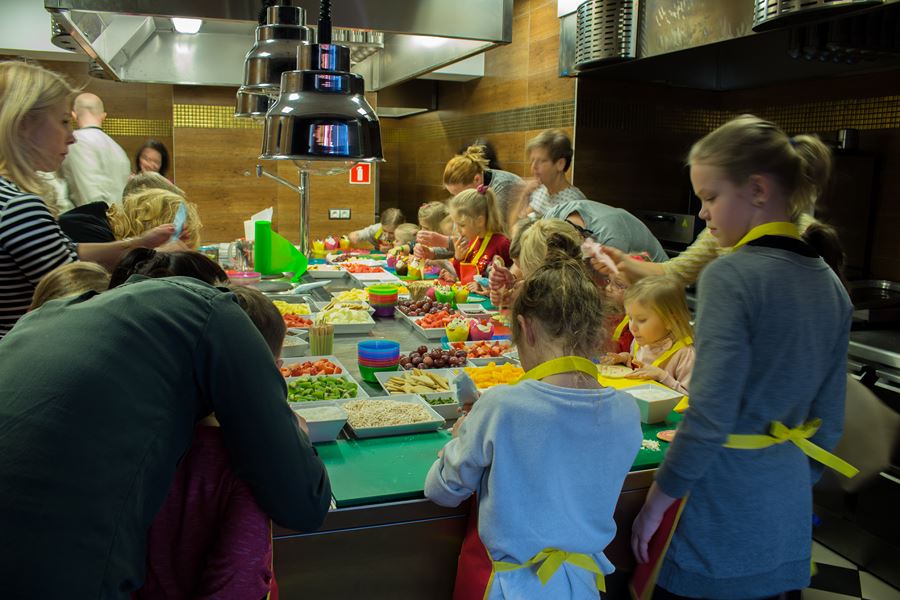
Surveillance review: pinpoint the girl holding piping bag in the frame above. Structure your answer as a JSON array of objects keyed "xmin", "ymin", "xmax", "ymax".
[
  {"xmin": 448, "ymin": 186, "xmax": 511, "ymax": 291},
  {"xmin": 604, "ymin": 275, "xmax": 695, "ymax": 394},
  {"xmin": 630, "ymin": 115, "xmax": 856, "ymax": 600},
  {"xmin": 425, "ymin": 250, "xmax": 642, "ymax": 600}
]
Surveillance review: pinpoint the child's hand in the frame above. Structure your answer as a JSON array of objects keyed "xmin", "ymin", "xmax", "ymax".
[
  {"xmin": 414, "ymin": 245, "xmax": 435, "ymax": 260},
  {"xmin": 603, "ymin": 352, "xmax": 633, "ymax": 366},
  {"xmin": 453, "ymin": 237, "xmax": 471, "ymax": 261},
  {"xmin": 488, "ymin": 261, "xmax": 516, "ymax": 292},
  {"xmin": 626, "ymin": 362, "xmax": 666, "ymax": 381},
  {"xmin": 465, "ymin": 281, "xmax": 486, "ymax": 294},
  {"xmin": 451, "ymin": 413, "xmax": 466, "ymax": 438},
  {"xmin": 418, "ymin": 230, "xmax": 449, "ymax": 248}
]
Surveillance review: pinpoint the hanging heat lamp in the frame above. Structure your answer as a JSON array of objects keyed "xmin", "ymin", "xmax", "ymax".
[
  {"xmin": 235, "ymin": 1, "xmax": 309, "ymax": 118},
  {"xmin": 255, "ymin": 0, "xmax": 383, "ymax": 259},
  {"xmin": 260, "ymin": 0, "xmax": 384, "ymax": 166}
]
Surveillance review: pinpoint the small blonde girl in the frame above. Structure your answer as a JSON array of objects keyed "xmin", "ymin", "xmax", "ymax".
[
  {"xmin": 348, "ymin": 207, "xmax": 405, "ymax": 251},
  {"xmin": 417, "ymin": 201, "xmax": 448, "ymax": 233},
  {"xmin": 606, "ymin": 275, "xmax": 694, "ymax": 394},
  {"xmin": 391, "ymin": 222, "xmax": 420, "ymax": 254},
  {"xmin": 108, "ymin": 189, "xmax": 203, "ymax": 249},
  {"xmin": 448, "ymin": 187, "xmax": 511, "ymax": 289},
  {"xmin": 29, "ymin": 262, "xmax": 110, "ymax": 310}
]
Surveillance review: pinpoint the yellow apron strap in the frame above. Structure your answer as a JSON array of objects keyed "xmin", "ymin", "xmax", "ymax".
[
  {"xmin": 492, "ymin": 548, "xmax": 606, "ymax": 593},
  {"xmin": 724, "ymin": 419, "xmax": 859, "ymax": 478},
  {"xmin": 373, "ymin": 226, "xmax": 383, "ymax": 241},
  {"xmin": 463, "ymin": 233, "xmax": 494, "ymax": 267},
  {"xmin": 612, "ymin": 316, "xmax": 629, "ymax": 342},
  {"xmin": 517, "ymin": 356, "xmax": 599, "ymax": 383},
  {"xmin": 731, "ymin": 221, "xmax": 801, "ymax": 251},
  {"xmin": 633, "ymin": 337, "xmax": 693, "ymax": 369}
]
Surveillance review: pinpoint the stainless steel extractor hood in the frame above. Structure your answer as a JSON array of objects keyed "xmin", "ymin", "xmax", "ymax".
[{"xmin": 44, "ymin": 0, "xmax": 512, "ymax": 90}]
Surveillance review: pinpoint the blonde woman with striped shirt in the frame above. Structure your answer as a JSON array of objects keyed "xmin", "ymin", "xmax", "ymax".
[{"xmin": 0, "ymin": 61, "xmax": 175, "ymax": 338}]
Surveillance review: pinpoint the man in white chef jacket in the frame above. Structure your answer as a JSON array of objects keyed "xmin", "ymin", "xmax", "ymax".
[{"xmin": 60, "ymin": 93, "xmax": 131, "ymax": 207}]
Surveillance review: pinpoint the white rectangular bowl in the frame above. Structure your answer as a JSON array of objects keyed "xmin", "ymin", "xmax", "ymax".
[
  {"xmin": 290, "ymin": 400, "xmax": 348, "ymax": 443},
  {"xmin": 374, "ymin": 368, "xmax": 458, "ymax": 396},
  {"xmin": 411, "ymin": 316, "xmax": 450, "ymax": 340},
  {"xmin": 305, "ymin": 312, "xmax": 377, "ymax": 335},
  {"xmin": 285, "ymin": 371, "xmax": 369, "ymax": 403},
  {"xmin": 467, "ymin": 356, "xmax": 519, "ymax": 367},
  {"xmin": 280, "ymin": 335, "xmax": 309, "ymax": 358},
  {"xmin": 622, "ymin": 383, "xmax": 685, "ymax": 424},
  {"xmin": 307, "ymin": 266, "xmax": 348, "ymax": 279},
  {"xmin": 337, "ymin": 394, "xmax": 445, "ymax": 439},
  {"xmin": 349, "ymin": 271, "xmax": 398, "ymax": 284},
  {"xmin": 420, "ymin": 390, "xmax": 461, "ymax": 420},
  {"xmin": 281, "ymin": 355, "xmax": 351, "ymax": 376}
]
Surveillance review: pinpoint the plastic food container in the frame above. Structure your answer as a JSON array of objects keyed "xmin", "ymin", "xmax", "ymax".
[
  {"xmin": 290, "ymin": 400, "xmax": 348, "ymax": 443},
  {"xmin": 281, "ymin": 335, "xmax": 309, "ymax": 358},
  {"xmin": 358, "ymin": 339, "xmax": 401, "ymax": 361},
  {"xmin": 226, "ymin": 270, "xmax": 262, "ymax": 286},
  {"xmin": 336, "ymin": 394, "xmax": 445, "ymax": 439},
  {"xmin": 623, "ymin": 384, "xmax": 685, "ymax": 424},
  {"xmin": 358, "ymin": 340, "xmax": 400, "ymax": 382}
]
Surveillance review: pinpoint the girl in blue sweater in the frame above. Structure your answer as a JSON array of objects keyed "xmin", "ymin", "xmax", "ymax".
[
  {"xmin": 631, "ymin": 115, "xmax": 855, "ymax": 599},
  {"xmin": 426, "ymin": 235, "xmax": 642, "ymax": 599}
]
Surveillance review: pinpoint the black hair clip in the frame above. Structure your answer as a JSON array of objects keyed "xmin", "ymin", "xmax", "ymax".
[{"xmin": 566, "ymin": 219, "xmax": 595, "ymax": 240}]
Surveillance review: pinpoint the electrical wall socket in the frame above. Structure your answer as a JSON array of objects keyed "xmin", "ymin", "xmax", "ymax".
[
  {"xmin": 328, "ymin": 209, "xmax": 340, "ymax": 219},
  {"xmin": 339, "ymin": 209, "xmax": 351, "ymax": 219}
]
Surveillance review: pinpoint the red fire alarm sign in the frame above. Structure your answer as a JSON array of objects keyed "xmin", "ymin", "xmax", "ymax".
[{"xmin": 349, "ymin": 162, "xmax": 371, "ymax": 185}]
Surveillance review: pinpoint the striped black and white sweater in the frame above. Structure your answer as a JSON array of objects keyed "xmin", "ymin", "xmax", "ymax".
[{"xmin": 0, "ymin": 175, "xmax": 77, "ymax": 338}]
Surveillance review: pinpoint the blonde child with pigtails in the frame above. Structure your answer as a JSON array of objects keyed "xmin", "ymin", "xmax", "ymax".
[{"xmin": 631, "ymin": 115, "xmax": 855, "ymax": 600}]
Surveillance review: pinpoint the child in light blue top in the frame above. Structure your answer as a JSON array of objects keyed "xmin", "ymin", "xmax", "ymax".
[
  {"xmin": 425, "ymin": 235, "xmax": 642, "ymax": 600},
  {"xmin": 632, "ymin": 115, "xmax": 853, "ymax": 599}
]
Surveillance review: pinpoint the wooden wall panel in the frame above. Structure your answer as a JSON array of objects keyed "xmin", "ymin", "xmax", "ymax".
[
  {"xmin": 172, "ymin": 86, "xmax": 377, "ymax": 245},
  {"xmin": 9, "ymin": 57, "xmax": 176, "ymax": 181},
  {"xmin": 381, "ymin": 0, "xmax": 578, "ymax": 226}
]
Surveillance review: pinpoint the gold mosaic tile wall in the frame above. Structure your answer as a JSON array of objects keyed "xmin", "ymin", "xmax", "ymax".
[
  {"xmin": 576, "ymin": 94, "xmax": 900, "ymax": 134},
  {"xmin": 382, "ymin": 100, "xmax": 575, "ymax": 144},
  {"xmin": 102, "ymin": 118, "xmax": 172, "ymax": 138},
  {"xmin": 172, "ymin": 104, "xmax": 263, "ymax": 130}
]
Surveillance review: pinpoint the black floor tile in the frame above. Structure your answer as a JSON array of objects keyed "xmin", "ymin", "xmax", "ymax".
[{"xmin": 810, "ymin": 564, "xmax": 863, "ymax": 597}]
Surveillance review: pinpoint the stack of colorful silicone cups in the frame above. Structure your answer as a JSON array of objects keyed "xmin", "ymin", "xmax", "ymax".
[
  {"xmin": 367, "ymin": 284, "xmax": 399, "ymax": 318},
  {"xmin": 357, "ymin": 339, "xmax": 401, "ymax": 383}
]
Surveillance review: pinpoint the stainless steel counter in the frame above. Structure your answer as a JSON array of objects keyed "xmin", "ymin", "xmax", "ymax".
[
  {"xmin": 270, "ymin": 277, "xmax": 659, "ymax": 598},
  {"xmin": 849, "ymin": 329, "xmax": 900, "ymax": 369}
]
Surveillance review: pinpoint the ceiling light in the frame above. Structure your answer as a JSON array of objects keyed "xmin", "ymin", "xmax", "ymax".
[{"xmin": 171, "ymin": 18, "xmax": 203, "ymax": 34}]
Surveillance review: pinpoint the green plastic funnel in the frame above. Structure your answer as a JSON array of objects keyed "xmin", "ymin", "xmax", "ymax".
[{"xmin": 254, "ymin": 220, "xmax": 308, "ymax": 281}]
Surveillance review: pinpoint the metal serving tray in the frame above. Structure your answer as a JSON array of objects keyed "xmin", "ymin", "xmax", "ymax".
[{"xmin": 337, "ymin": 394, "xmax": 445, "ymax": 439}]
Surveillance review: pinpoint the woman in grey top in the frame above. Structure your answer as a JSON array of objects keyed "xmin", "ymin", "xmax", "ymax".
[
  {"xmin": 632, "ymin": 116, "xmax": 854, "ymax": 599},
  {"xmin": 544, "ymin": 198, "xmax": 668, "ymax": 262},
  {"xmin": 418, "ymin": 144, "xmax": 524, "ymax": 259}
]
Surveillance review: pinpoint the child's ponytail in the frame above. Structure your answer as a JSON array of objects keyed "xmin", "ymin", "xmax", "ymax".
[
  {"xmin": 790, "ymin": 134, "xmax": 832, "ymax": 219},
  {"xmin": 512, "ymin": 242, "xmax": 607, "ymax": 357}
]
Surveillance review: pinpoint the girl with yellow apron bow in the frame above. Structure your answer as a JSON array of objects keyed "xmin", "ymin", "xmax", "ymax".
[
  {"xmin": 448, "ymin": 187, "xmax": 511, "ymax": 285},
  {"xmin": 605, "ymin": 277, "xmax": 695, "ymax": 395},
  {"xmin": 630, "ymin": 117, "xmax": 855, "ymax": 600},
  {"xmin": 424, "ymin": 251, "xmax": 642, "ymax": 600}
]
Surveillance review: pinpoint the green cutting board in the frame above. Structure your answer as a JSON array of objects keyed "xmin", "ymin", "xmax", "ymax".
[
  {"xmin": 316, "ymin": 431, "xmax": 452, "ymax": 508},
  {"xmin": 634, "ymin": 414, "xmax": 683, "ymax": 470}
]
